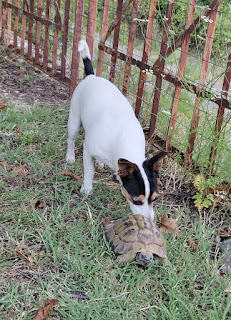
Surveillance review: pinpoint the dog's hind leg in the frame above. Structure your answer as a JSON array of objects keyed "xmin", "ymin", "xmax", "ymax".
[
  {"xmin": 80, "ymin": 144, "xmax": 94, "ymax": 195},
  {"xmin": 66, "ymin": 108, "xmax": 81, "ymax": 163}
]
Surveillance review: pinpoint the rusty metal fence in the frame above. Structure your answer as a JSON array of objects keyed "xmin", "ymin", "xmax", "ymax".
[{"xmin": 0, "ymin": 0, "xmax": 231, "ymax": 183}]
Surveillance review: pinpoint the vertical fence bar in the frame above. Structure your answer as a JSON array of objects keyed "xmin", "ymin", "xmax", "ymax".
[
  {"xmin": 166, "ymin": 0, "xmax": 197, "ymax": 150},
  {"xmin": 43, "ymin": 0, "xmax": 51, "ymax": 69},
  {"xmin": 86, "ymin": 0, "xmax": 98, "ymax": 60},
  {"xmin": 135, "ymin": 0, "xmax": 158, "ymax": 117},
  {"xmin": 20, "ymin": 0, "xmax": 26, "ymax": 54},
  {"xmin": 0, "ymin": 0, "xmax": 6, "ymax": 42},
  {"xmin": 122, "ymin": 0, "xmax": 138, "ymax": 96},
  {"xmin": 35, "ymin": 0, "xmax": 43, "ymax": 65},
  {"xmin": 97, "ymin": 0, "xmax": 109, "ymax": 77},
  {"xmin": 27, "ymin": 0, "xmax": 35, "ymax": 60},
  {"xmin": 109, "ymin": 0, "xmax": 123, "ymax": 83},
  {"xmin": 0, "ymin": 0, "xmax": 3, "ymax": 37},
  {"xmin": 148, "ymin": 1, "xmax": 175, "ymax": 138},
  {"xmin": 6, "ymin": 0, "xmax": 12, "ymax": 45},
  {"xmin": 52, "ymin": 0, "xmax": 61, "ymax": 73},
  {"xmin": 61, "ymin": 0, "xmax": 70, "ymax": 80},
  {"xmin": 186, "ymin": 8, "xmax": 218, "ymax": 164},
  {"xmin": 13, "ymin": 0, "xmax": 19, "ymax": 48},
  {"xmin": 209, "ymin": 49, "xmax": 231, "ymax": 171},
  {"xmin": 70, "ymin": 0, "xmax": 84, "ymax": 94}
]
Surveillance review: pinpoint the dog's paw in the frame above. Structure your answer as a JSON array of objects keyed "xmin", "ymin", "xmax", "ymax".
[
  {"xmin": 66, "ymin": 154, "xmax": 75, "ymax": 164},
  {"xmin": 80, "ymin": 184, "xmax": 92, "ymax": 196}
]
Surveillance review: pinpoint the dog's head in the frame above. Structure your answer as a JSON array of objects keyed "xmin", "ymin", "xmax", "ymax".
[{"xmin": 118, "ymin": 151, "xmax": 166, "ymax": 220}]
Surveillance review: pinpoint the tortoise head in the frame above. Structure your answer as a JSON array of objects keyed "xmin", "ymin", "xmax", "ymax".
[{"xmin": 136, "ymin": 252, "xmax": 154, "ymax": 266}]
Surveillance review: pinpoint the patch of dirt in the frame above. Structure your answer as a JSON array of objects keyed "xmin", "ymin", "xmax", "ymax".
[{"xmin": 0, "ymin": 47, "xmax": 70, "ymax": 107}]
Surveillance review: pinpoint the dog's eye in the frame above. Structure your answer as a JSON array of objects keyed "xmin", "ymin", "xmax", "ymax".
[
  {"xmin": 149, "ymin": 192, "xmax": 160, "ymax": 204},
  {"xmin": 132, "ymin": 199, "xmax": 143, "ymax": 205}
]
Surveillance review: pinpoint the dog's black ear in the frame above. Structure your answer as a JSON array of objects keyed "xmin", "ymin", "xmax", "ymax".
[
  {"xmin": 144, "ymin": 151, "xmax": 167, "ymax": 172},
  {"xmin": 118, "ymin": 159, "xmax": 139, "ymax": 178}
]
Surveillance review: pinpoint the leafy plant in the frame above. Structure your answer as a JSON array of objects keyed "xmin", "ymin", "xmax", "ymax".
[{"xmin": 193, "ymin": 174, "xmax": 224, "ymax": 210}]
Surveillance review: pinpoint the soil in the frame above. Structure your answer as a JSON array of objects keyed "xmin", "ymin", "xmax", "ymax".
[{"xmin": 0, "ymin": 47, "xmax": 70, "ymax": 108}]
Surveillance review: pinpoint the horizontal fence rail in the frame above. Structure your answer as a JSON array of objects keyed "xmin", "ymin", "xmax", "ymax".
[{"xmin": 0, "ymin": 0, "xmax": 230, "ymax": 187}]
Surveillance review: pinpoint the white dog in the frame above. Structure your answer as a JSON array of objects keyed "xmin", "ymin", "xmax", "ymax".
[{"xmin": 66, "ymin": 40, "xmax": 166, "ymax": 219}]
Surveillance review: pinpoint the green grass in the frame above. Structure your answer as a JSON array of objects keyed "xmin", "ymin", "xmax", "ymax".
[{"xmin": 0, "ymin": 103, "xmax": 231, "ymax": 320}]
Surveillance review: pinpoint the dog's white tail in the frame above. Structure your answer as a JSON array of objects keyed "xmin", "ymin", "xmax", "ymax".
[
  {"xmin": 78, "ymin": 40, "xmax": 91, "ymax": 60},
  {"xmin": 78, "ymin": 40, "xmax": 94, "ymax": 76}
]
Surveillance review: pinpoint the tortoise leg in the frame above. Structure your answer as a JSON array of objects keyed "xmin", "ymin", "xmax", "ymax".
[{"xmin": 115, "ymin": 253, "xmax": 136, "ymax": 265}]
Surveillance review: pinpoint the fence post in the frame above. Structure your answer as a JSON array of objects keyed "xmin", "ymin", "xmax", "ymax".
[
  {"xmin": 52, "ymin": 0, "xmax": 61, "ymax": 73},
  {"xmin": 186, "ymin": 8, "xmax": 218, "ymax": 165},
  {"xmin": 28, "ymin": 0, "xmax": 35, "ymax": 60},
  {"xmin": 35, "ymin": 0, "xmax": 43, "ymax": 65},
  {"xmin": 43, "ymin": 0, "xmax": 51, "ymax": 69},
  {"xmin": 13, "ymin": 0, "xmax": 19, "ymax": 49},
  {"xmin": 61, "ymin": 0, "xmax": 71, "ymax": 80},
  {"xmin": 6, "ymin": 0, "xmax": 12, "ymax": 46},
  {"xmin": 20, "ymin": 0, "xmax": 26, "ymax": 54},
  {"xmin": 122, "ymin": 0, "xmax": 138, "ymax": 96},
  {"xmin": 0, "ymin": 0, "xmax": 6, "ymax": 43},
  {"xmin": 86, "ymin": 0, "xmax": 98, "ymax": 61},
  {"xmin": 109, "ymin": 0, "xmax": 123, "ymax": 83},
  {"xmin": 135, "ymin": 0, "xmax": 158, "ymax": 118},
  {"xmin": 148, "ymin": 1, "xmax": 175, "ymax": 138},
  {"xmin": 209, "ymin": 49, "xmax": 231, "ymax": 172},
  {"xmin": 70, "ymin": 0, "xmax": 84, "ymax": 94},
  {"xmin": 167, "ymin": 0, "xmax": 197, "ymax": 150},
  {"xmin": 97, "ymin": 0, "xmax": 109, "ymax": 77}
]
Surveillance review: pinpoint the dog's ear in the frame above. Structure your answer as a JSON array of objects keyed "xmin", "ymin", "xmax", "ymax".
[
  {"xmin": 144, "ymin": 151, "xmax": 167, "ymax": 172},
  {"xmin": 118, "ymin": 159, "xmax": 138, "ymax": 178}
]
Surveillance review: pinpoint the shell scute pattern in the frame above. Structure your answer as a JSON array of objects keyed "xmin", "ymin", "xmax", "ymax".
[{"xmin": 105, "ymin": 214, "xmax": 167, "ymax": 264}]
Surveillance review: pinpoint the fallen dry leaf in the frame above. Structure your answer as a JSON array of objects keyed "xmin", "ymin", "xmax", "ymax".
[
  {"xmin": 1, "ymin": 162, "xmax": 29, "ymax": 177},
  {"xmin": 0, "ymin": 161, "xmax": 14, "ymax": 171},
  {"xmin": 0, "ymin": 104, "xmax": 7, "ymax": 110},
  {"xmin": 15, "ymin": 125, "xmax": 23, "ymax": 136},
  {"xmin": 15, "ymin": 164, "xmax": 29, "ymax": 177},
  {"xmin": 32, "ymin": 299, "xmax": 59, "ymax": 320},
  {"xmin": 160, "ymin": 215, "xmax": 178, "ymax": 230},
  {"xmin": 28, "ymin": 200, "xmax": 45, "ymax": 211},
  {"xmin": 159, "ymin": 215, "xmax": 181, "ymax": 237},
  {"xmin": 58, "ymin": 171, "xmax": 82, "ymax": 182},
  {"xmin": 188, "ymin": 240, "xmax": 200, "ymax": 252}
]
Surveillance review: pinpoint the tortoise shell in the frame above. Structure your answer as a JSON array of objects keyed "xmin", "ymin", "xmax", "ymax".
[{"xmin": 105, "ymin": 214, "xmax": 166, "ymax": 264}]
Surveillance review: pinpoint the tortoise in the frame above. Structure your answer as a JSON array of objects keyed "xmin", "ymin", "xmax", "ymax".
[{"xmin": 105, "ymin": 214, "xmax": 167, "ymax": 266}]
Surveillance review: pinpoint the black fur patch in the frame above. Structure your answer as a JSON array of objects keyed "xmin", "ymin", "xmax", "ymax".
[
  {"xmin": 143, "ymin": 161, "xmax": 159, "ymax": 204},
  {"xmin": 83, "ymin": 57, "xmax": 94, "ymax": 76},
  {"xmin": 121, "ymin": 168, "xmax": 145, "ymax": 199}
]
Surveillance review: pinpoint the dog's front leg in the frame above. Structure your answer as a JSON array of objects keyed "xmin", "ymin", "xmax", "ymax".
[{"xmin": 80, "ymin": 145, "xmax": 94, "ymax": 195}]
